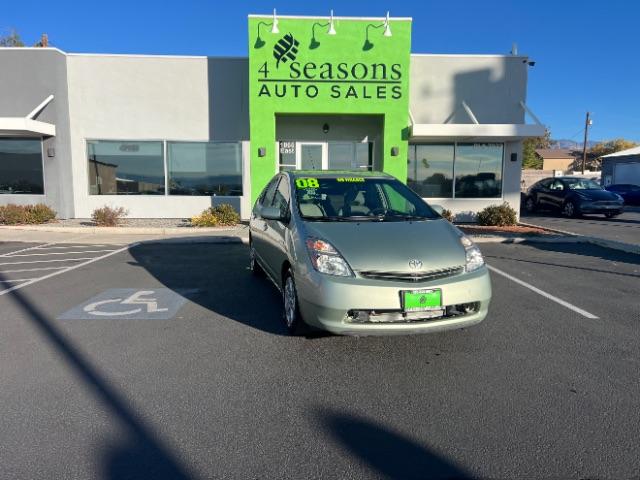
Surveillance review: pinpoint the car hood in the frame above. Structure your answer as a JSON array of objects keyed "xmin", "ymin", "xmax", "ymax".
[
  {"xmin": 573, "ymin": 189, "xmax": 621, "ymax": 201},
  {"xmin": 303, "ymin": 219, "xmax": 467, "ymax": 273}
]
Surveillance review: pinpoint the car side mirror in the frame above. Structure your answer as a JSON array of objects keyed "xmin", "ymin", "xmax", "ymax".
[
  {"xmin": 260, "ymin": 206, "xmax": 284, "ymax": 221},
  {"xmin": 430, "ymin": 204, "xmax": 444, "ymax": 215}
]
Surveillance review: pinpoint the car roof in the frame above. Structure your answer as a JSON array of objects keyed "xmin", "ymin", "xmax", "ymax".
[{"xmin": 285, "ymin": 170, "xmax": 393, "ymax": 179}]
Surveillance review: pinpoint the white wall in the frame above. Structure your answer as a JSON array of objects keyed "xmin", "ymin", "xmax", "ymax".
[{"xmin": 66, "ymin": 54, "xmax": 250, "ymax": 218}]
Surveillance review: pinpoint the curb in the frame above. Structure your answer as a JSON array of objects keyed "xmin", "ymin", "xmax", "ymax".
[
  {"xmin": 134, "ymin": 236, "xmax": 249, "ymax": 246},
  {"xmin": 0, "ymin": 225, "xmax": 246, "ymax": 235}
]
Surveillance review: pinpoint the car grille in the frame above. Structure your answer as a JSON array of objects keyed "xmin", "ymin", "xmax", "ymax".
[
  {"xmin": 592, "ymin": 201, "xmax": 620, "ymax": 206},
  {"xmin": 357, "ymin": 266, "xmax": 464, "ymax": 282}
]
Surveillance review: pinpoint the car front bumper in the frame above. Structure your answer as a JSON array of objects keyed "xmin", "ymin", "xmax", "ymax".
[
  {"xmin": 578, "ymin": 203, "xmax": 623, "ymax": 214},
  {"xmin": 296, "ymin": 266, "xmax": 492, "ymax": 336}
]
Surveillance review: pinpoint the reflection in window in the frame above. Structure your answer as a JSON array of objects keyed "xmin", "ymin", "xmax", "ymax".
[
  {"xmin": 88, "ymin": 140, "xmax": 165, "ymax": 195},
  {"xmin": 0, "ymin": 138, "xmax": 44, "ymax": 194},
  {"xmin": 454, "ymin": 143, "xmax": 503, "ymax": 198},
  {"xmin": 168, "ymin": 142, "xmax": 242, "ymax": 196},
  {"xmin": 408, "ymin": 144, "xmax": 454, "ymax": 197},
  {"xmin": 328, "ymin": 142, "xmax": 372, "ymax": 170}
]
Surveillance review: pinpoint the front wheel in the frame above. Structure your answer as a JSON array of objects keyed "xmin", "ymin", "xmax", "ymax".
[
  {"xmin": 562, "ymin": 201, "xmax": 578, "ymax": 218},
  {"xmin": 282, "ymin": 270, "xmax": 304, "ymax": 335}
]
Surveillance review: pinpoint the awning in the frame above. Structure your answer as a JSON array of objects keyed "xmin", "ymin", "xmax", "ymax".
[
  {"xmin": 0, "ymin": 117, "xmax": 56, "ymax": 137},
  {"xmin": 409, "ymin": 123, "xmax": 546, "ymax": 142}
]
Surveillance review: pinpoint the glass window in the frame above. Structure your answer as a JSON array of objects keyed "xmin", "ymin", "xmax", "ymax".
[
  {"xmin": 328, "ymin": 142, "xmax": 373, "ymax": 170},
  {"xmin": 278, "ymin": 142, "xmax": 296, "ymax": 172},
  {"xmin": 271, "ymin": 175, "xmax": 290, "ymax": 218},
  {"xmin": 0, "ymin": 138, "xmax": 44, "ymax": 194},
  {"xmin": 408, "ymin": 144, "xmax": 454, "ymax": 198},
  {"xmin": 88, "ymin": 140, "xmax": 165, "ymax": 195},
  {"xmin": 168, "ymin": 142, "xmax": 242, "ymax": 196},
  {"xmin": 454, "ymin": 143, "xmax": 503, "ymax": 198}
]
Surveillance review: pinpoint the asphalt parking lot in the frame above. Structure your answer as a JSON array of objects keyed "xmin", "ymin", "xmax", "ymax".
[
  {"xmin": 1, "ymin": 239, "xmax": 639, "ymax": 479},
  {"xmin": 522, "ymin": 205, "xmax": 640, "ymax": 246}
]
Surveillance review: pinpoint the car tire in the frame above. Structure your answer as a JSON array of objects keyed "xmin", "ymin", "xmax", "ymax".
[
  {"xmin": 282, "ymin": 269, "xmax": 304, "ymax": 336},
  {"xmin": 525, "ymin": 196, "xmax": 537, "ymax": 213},
  {"xmin": 249, "ymin": 240, "xmax": 264, "ymax": 277},
  {"xmin": 562, "ymin": 201, "xmax": 579, "ymax": 218}
]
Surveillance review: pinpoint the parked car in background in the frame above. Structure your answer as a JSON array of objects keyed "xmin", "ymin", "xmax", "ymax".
[
  {"xmin": 605, "ymin": 184, "xmax": 640, "ymax": 206},
  {"xmin": 524, "ymin": 177, "xmax": 624, "ymax": 218},
  {"xmin": 249, "ymin": 171, "xmax": 491, "ymax": 336}
]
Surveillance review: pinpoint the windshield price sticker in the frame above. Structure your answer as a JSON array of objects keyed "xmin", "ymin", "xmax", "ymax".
[
  {"xmin": 336, "ymin": 177, "xmax": 365, "ymax": 183},
  {"xmin": 295, "ymin": 178, "xmax": 320, "ymax": 189}
]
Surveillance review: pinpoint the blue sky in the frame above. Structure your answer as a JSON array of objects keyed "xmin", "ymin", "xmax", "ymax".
[{"xmin": 3, "ymin": 0, "xmax": 639, "ymax": 142}]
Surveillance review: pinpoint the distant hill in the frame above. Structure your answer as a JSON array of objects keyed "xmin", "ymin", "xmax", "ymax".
[{"xmin": 550, "ymin": 139, "xmax": 599, "ymax": 150}]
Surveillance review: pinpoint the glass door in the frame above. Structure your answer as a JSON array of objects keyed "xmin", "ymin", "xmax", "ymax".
[
  {"xmin": 296, "ymin": 142, "xmax": 327, "ymax": 170},
  {"xmin": 328, "ymin": 142, "xmax": 373, "ymax": 170}
]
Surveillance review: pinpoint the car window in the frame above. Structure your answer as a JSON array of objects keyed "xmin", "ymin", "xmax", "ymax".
[
  {"xmin": 566, "ymin": 178, "xmax": 601, "ymax": 190},
  {"xmin": 261, "ymin": 177, "xmax": 280, "ymax": 207},
  {"xmin": 271, "ymin": 176, "xmax": 290, "ymax": 219},
  {"xmin": 536, "ymin": 179, "xmax": 552, "ymax": 189},
  {"xmin": 550, "ymin": 180, "xmax": 564, "ymax": 191}
]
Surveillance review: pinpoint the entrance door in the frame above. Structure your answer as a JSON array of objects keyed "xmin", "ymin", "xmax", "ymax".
[{"xmin": 296, "ymin": 142, "xmax": 327, "ymax": 170}]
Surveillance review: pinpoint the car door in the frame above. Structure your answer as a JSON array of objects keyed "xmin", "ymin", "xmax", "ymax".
[
  {"xmin": 547, "ymin": 179, "xmax": 567, "ymax": 209},
  {"xmin": 262, "ymin": 175, "xmax": 292, "ymax": 279},
  {"xmin": 251, "ymin": 177, "xmax": 279, "ymax": 276},
  {"xmin": 533, "ymin": 179, "xmax": 553, "ymax": 208}
]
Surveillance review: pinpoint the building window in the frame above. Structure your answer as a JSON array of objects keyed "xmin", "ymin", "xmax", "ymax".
[
  {"xmin": 167, "ymin": 142, "xmax": 242, "ymax": 196},
  {"xmin": 408, "ymin": 144, "xmax": 454, "ymax": 198},
  {"xmin": 454, "ymin": 143, "xmax": 503, "ymax": 198},
  {"xmin": 408, "ymin": 143, "xmax": 504, "ymax": 198},
  {"xmin": 0, "ymin": 138, "xmax": 44, "ymax": 195},
  {"xmin": 88, "ymin": 140, "xmax": 165, "ymax": 195}
]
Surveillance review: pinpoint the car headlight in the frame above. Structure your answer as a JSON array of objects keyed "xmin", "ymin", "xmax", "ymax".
[
  {"xmin": 306, "ymin": 237, "xmax": 353, "ymax": 277},
  {"xmin": 459, "ymin": 235, "xmax": 485, "ymax": 273}
]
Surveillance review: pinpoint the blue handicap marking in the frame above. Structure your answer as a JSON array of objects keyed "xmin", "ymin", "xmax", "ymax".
[{"xmin": 58, "ymin": 288, "xmax": 188, "ymax": 320}]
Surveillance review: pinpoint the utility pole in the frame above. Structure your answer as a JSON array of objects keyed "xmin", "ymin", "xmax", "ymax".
[{"xmin": 581, "ymin": 112, "xmax": 591, "ymax": 174}]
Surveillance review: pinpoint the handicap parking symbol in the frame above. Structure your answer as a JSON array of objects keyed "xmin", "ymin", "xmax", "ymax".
[{"xmin": 58, "ymin": 288, "xmax": 188, "ymax": 320}]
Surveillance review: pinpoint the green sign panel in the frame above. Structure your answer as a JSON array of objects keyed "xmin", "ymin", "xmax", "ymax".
[{"xmin": 248, "ymin": 15, "xmax": 412, "ymax": 203}]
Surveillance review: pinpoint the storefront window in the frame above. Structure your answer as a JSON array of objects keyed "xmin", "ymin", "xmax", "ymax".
[
  {"xmin": 0, "ymin": 138, "xmax": 44, "ymax": 195},
  {"xmin": 408, "ymin": 144, "xmax": 454, "ymax": 197},
  {"xmin": 454, "ymin": 143, "xmax": 503, "ymax": 198},
  {"xmin": 87, "ymin": 140, "xmax": 165, "ymax": 195},
  {"xmin": 168, "ymin": 142, "xmax": 242, "ymax": 196},
  {"xmin": 408, "ymin": 143, "xmax": 504, "ymax": 198}
]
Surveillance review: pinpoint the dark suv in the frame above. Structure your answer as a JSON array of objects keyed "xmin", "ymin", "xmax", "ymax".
[{"xmin": 524, "ymin": 177, "xmax": 624, "ymax": 218}]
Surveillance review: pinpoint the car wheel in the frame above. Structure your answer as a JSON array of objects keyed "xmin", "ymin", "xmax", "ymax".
[
  {"xmin": 525, "ymin": 196, "xmax": 537, "ymax": 213},
  {"xmin": 282, "ymin": 270, "xmax": 304, "ymax": 335},
  {"xmin": 605, "ymin": 212, "xmax": 619, "ymax": 219},
  {"xmin": 249, "ymin": 240, "xmax": 264, "ymax": 276},
  {"xmin": 562, "ymin": 201, "xmax": 578, "ymax": 218}
]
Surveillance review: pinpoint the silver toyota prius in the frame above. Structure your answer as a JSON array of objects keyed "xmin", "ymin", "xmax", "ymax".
[{"xmin": 249, "ymin": 171, "xmax": 492, "ymax": 336}]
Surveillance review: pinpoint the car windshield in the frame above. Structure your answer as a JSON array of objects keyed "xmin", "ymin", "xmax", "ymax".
[
  {"xmin": 565, "ymin": 179, "xmax": 602, "ymax": 190},
  {"xmin": 293, "ymin": 175, "xmax": 439, "ymax": 221}
]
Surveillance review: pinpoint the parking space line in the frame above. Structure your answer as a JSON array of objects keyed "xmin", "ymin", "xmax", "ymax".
[
  {"xmin": 0, "ymin": 242, "xmax": 57, "ymax": 258},
  {"xmin": 0, "ymin": 266, "xmax": 69, "ymax": 274},
  {"xmin": 33, "ymin": 244, "xmax": 118, "ymax": 250},
  {"xmin": 0, "ymin": 257, "xmax": 95, "ymax": 266},
  {"xmin": 487, "ymin": 265, "xmax": 599, "ymax": 319},
  {"xmin": 0, "ymin": 278, "xmax": 35, "ymax": 283},
  {"xmin": 6, "ymin": 249, "xmax": 116, "ymax": 257},
  {"xmin": 0, "ymin": 243, "xmax": 137, "ymax": 296}
]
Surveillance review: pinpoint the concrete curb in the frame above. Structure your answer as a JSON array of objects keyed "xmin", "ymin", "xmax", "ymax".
[
  {"xmin": 134, "ymin": 236, "xmax": 249, "ymax": 246},
  {"xmin": 0, "ymin": 224, "xmax": 246, "ymax": 235}
]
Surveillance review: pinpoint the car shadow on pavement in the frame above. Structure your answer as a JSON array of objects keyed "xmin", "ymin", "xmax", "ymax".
[
  {"xmin": 129, "ymin": 241, "xmax": 290, "ymax": 336},
  {"xmin": 315, "ymin": 407, "xmax": 474, "ymax": 480},
  {"xmin": 0, "ymin": 270, "xmax": 197, "ymax": 480}
]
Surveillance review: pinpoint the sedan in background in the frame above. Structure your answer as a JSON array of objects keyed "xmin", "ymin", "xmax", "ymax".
[
  {"xmin": 525, "ymin": 177, "xmax": 624, "ymax": 218},
  {"xmin": 605, "ymin": 184, "xmax": 640, "ymax": 206},
  {"xmin": 249, "ymin": 171, "xmax": 491, "ymax": 336}
]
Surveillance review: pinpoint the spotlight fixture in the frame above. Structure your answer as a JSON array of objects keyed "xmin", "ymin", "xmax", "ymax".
[
  {"xmin": 323, "ymin": 123, "xmax": 330, "ymax": 134},
  {"xmin": 271, "ymin": 8, "xmax": 279, "ymax": 34},
  {"xmin": 383, "ymin": 11, "xmax": 392, "ymax": 37},
  {"xmin": 328, "ymin": 10, "xmax": 336, "ymax": 35}
]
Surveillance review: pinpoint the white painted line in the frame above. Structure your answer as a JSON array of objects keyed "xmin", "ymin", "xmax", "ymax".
[
  {"xmin": 0, "ymin": 242, "xmax": 57, "ymax": 258},
  {"xmin": 34, "ymin": 244, "xmax": 116, "ymax": 250},
  {"xmin": 0, "ymin": 278, "xmax": 35, "ymax": 283},
  {"xmin": 1, "ymin": 266, "xmax": 68, "ymax": 274},
  {"xmin": 487, "ymin": 265, "xmax": 599, "ymax": 319},
  {"xmin": 6, "ymin": 249, "xmax": 116, "ymax": 257},
  {"xmin": 0, "ymin": 243, "xmax": 138, "ymax": 296},
  {"xmin": 0, "ymin": 257, "xmax": 94, "ymax": 266}
]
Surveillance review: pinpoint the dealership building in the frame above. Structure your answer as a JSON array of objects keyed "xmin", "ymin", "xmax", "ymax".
[{"xmin": 0, "ymin": 13, "xmax": 545, "ymax": 220}]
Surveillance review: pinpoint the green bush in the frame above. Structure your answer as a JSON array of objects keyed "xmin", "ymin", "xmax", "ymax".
[
  {"xmin": 191, "ymin": 204, "xmax": 240, "ymax": 227},
  {"xmin": 91, "ymin": 206, "xmax": 128, "ymax": 227},
  {"xmin": 476, "ymin": 203, "xmax": 518, "ymax": 226},
  {"xmin": 440, "ymin": 208, "xmax": 455, "ymax": 222},
  {"xmin": 0, "ymin": 203, "xmax": 56, "ymax": 225}
]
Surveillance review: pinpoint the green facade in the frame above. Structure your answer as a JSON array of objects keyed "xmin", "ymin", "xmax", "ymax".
[{"xmin": 248, "ymin": 15, "xmax": 412, "ymax": 204}]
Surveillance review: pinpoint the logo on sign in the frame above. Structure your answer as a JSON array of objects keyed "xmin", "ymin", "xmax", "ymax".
[
  {"xmin": 273, "ymin": 34, "xmax": 299, "ymax": 68},
  {"xmin": 408, "ymin": 259, "xmax": 423, "ymax": 270}
]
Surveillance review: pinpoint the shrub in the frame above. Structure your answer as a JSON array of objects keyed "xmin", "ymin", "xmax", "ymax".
[
  {"xmin": 191, "ymin": 204, "xmax": 240, "ymax": 227},
  {"xmin": 476, "ymin": 202, "xmax": 518, "ymax": 226},
  {"xmin": 91, "ymin": 206, "xmax": 128, "ymax": 227},
  {"xmin": 0, "ymin": 203, "xmax": 56, "ymax": 225},
  {"xmin": 440, "ymin": 208, "xmax": 455, "ymax": 222}
]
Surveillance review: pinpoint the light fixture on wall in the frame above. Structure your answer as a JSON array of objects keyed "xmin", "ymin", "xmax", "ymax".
[
  {"xmin": 310, "ymin": 10, "xmax": 337, "ymax": 49},
  {"xmin": 363, "ymin": 12, "xmax": 392, "ymax": 51},
  {"xmin": 383, "ymin": 12, "xmax": 392, "ymax": 37},
  {"xmin": 254, "ymin": 8, "xmax": 280, "ymax": 48},
  {"xmin": 271, "ymin": 9, "xmax": 279, "ymax": 34},
  {"xmin": 322, "ymin": 123, "xmax": 330, "ymax": 134},
  {"xmin": 328, "ymin": 10, "xmax": 336, "ymax": 35}
]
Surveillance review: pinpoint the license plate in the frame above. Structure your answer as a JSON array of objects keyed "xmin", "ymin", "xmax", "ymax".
[{"xmin": 401, "ymin": 289, "xmax": 442, "ymax": 312}]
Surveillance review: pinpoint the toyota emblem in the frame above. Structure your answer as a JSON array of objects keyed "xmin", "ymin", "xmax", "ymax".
[{"xmin": 408, "ymin": 259, "xmax": 423, "ymax": 270}]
